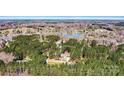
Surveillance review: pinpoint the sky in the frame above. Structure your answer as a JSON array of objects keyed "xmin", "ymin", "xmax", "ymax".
[{"xmin": 0, "ymin": 16, "xmax": 124, "ymax": 20}]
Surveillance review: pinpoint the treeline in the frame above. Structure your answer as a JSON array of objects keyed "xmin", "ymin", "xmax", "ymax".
[{"xmin": 115, "ymin": 22, "xmax": 124, "ymax": 26}]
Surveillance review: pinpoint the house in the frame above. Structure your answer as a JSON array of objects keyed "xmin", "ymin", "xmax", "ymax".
[
  {"xmin": 46, "ymin": 50, "xmax": 71, "ymax": 64},
  {"xmin": 60, "ymin": 50, "xmax": 70, "ymax": 62}
]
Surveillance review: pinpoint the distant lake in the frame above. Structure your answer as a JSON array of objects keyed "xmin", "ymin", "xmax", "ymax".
[{"xmin": 63, "ymin": 32, "xmax": 85, "ymax": 40}]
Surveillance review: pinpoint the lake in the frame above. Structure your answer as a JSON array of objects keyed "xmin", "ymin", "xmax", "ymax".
[{"xmin": 63, "ymin": 32, "xmax": 85, "ymax": 40}]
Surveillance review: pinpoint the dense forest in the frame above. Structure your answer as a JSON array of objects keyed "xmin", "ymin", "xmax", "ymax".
[
  {"xmin": 115, "ymin": 22, "xmax": 124, "ymax": 26},
  {"xmin": 0, "ymin": 35, "xmax": 124, "ymax": 76}
]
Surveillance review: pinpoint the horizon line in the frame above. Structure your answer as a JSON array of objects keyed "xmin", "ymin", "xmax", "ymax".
[{"xmin": 0, "ymin": 16, "xmax": 124, "ymax": 20}]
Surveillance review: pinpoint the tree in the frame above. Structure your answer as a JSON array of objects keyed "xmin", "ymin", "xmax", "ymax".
[
  {"xmin": 0, "ymin": 60, "xmax": 5, "ymax": 75},
  {"xmin": 46, "ymin": 35, "xmax": 60, "ymax": 42},
  {"xmin": 90, "ymin": 40, "xmax": 97, "ymax": 47}
]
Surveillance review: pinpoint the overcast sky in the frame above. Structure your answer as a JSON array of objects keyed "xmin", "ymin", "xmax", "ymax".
[{"xmin": 0, "ymin": 16, "xmax": 124, "ymax": 20}]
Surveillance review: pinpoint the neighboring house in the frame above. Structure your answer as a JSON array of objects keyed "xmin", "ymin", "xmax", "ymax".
[
  {"xmin": 1, "ymin": 35, "xmax": 12, "ymax": 42},
  {"xmin": 55, "ymin": 40, "xmax": 62, "ymax": 47},
  {"xmin": 0, "ymin": 40, "xmax": 5, "ymax": 49},
  {"xmin": 0, "ymin": 52, "xmax": 14, "ymax": 64}
]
